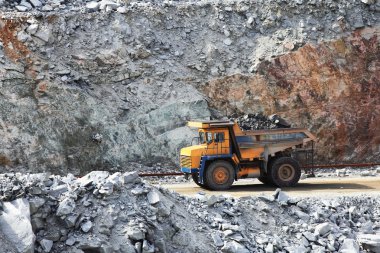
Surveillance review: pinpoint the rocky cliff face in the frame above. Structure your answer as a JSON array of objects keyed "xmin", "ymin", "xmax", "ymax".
[
  {"xmin": 0, "ymin": 0, "xmax": 379, "ymax": 174},
  {"xmin": 203, "ymin": 27, "xmax": 380, "ymax": 163}
]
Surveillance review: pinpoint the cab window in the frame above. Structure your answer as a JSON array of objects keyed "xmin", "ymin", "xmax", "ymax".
[
  {"xmin": 199, "ymin": 132, "xmax": 206, "ymax": 144},
  {"xmin": 214, "ymin": 132, "xmax": 225, "ymax": 143},
  {"xmin": 206, "ymin": 132, "xmax": 213, "ymax": 144}
]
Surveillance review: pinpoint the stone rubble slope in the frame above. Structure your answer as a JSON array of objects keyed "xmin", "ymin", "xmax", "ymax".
[
  {"xmin": 0, "ymin": 172, "xmax": 380, "ymax": 253},
  {"xmin": 0, "ymin": 0, "xmax": 379, "ymax": 174}
]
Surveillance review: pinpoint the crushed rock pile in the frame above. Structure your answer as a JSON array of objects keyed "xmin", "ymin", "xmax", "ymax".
[
  {"xmin": 1, "ymin": 172, "xmax": 380, "ymax": 253},
  {"xmin": 231, "ymin": 113, "xmax": 291, "ymax": 130}
]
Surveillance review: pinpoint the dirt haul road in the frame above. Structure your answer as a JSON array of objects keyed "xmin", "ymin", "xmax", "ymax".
[{"xmin": 160, "ymin": 177, "xmax": 380, "ymax": 198}]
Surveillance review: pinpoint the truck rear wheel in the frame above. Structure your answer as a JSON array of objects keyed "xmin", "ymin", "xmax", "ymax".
[
  {"xmin": 204, "ymin": 161, "xmax": 235, "ymax": 190},
  {"xmin": 269, "ymin": 157, "xmax": 301, "ymax": 187}
]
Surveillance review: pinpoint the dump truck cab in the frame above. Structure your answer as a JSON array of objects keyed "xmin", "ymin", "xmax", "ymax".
[
  {"xmin": 180, "ymin": 121, "xmax": 232, "ymax": 171},
  {"xmin": 180, "ymin": 120, "xmax": 316, "ymax": 190}
]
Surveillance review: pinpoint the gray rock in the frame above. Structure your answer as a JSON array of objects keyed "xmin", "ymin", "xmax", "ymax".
[
  {"xmin": 20, "ymin": 1, "xmax": 32, "ymax": 9},
  {"xmin": 81, "ymin": 220, "xmax": 93, "ymax": 233},
  {"xmin": 300, "ymin": 173, "xmax": 307, "ymax": 180},
  {"xmin": 86, "ymin": 1, "xmax": 100, "ymax": 11},
  {"xmin": 360, "ymin": 170, "xmax": 372, "ymax": 177},
  {"xmin": 65, "ymin": 236, "xmax": 76, "ymax": 246},
  {"xmin": 17, "ymin": 31, "xmax": 30, "ymax": 42},
  {"xmin": 135, "ymin": 241, "xmax": 142, "ymax": 253},
  {"xmin": 256, "ymin": 234, "xmax": 269, "ymax": 244},
  {"xmin": 221, "ymin": 224, "xmax": 240, "ymax": 232},
  {"xmin": 29, "ymin": 0, "xmax": 42, "ymax": 7},
  {"xmin": 223, "ymin": 38, "xmax": 232, "ymax": 46},
  {"xmin": 212, "ymin": 233, "xmax": 224, "ymax": 247},
  {"xmin": 301, "ymin": 236, "xmax": 309, "ymax": 247},
  {"xmin": 33, "ymin": 27, "xmax": 51, "ymax": 42},
  {"xmin": 65, "ymin": 213, "xmax": 80, "ymax": 228},
  {"xmin": 31, "ymin": 217, "xmax": 45, "ymax": 232},
  {"xmin": 77, "ymin": 171, "xmax": 110, "ymax": 187},
  {"xmin": 207, "ymin": 195, "xmax": 219, "ymax": 207},
  {"xmin": 296, "ymin": 200, "xmax": 308, "ymax": 210},
  {"xmin": 40, "ymin": 239, "xmax": 53, "ymax": 252},
  {"xmin": 357, "ymin": 234, "xmax": 380, "ymax": 253},
  {"xmin": 0, "ymin": 198, "xmax": 35, "ymax": 253},
  {"xmin": 117, "ymin": 6, "xmax": 127, "ymax": 13},
  {"xmin": 120, "ymin": 240, "xmax": 136, "ymax": 253},
  {"xmin": 312, "ymin": 245, "xmax": 325, "ymax": 252},
  {"xmin": 127, "ymin": 227, "xmax": 145, "ymax": 241},
  {"xmin": 360, "ymin": 221, "xmax": 374, "ymax": 234},
  {"xmin": 339, "ymin": 238, "xmax": 359, "ymax": 253},
  {"xmin": 26, "ymin": 24, "xmax": 39, "ymax": 35},
  {"xmin": 285, "ymin": 245, "xmax": 308, "ymax": 253},
  {"xmin": 336, "ymin": 169, "xmax": 347, "ymax": 177},
  {"xmin": 29, "ymin": 197, "xmax": 46, "ymax": 214},
  {"xmin": 195, "ymin": 192, "xmax": 208, "ymax": 202},
  {"xmin": 99, "ymin": 0, "xmax": 119, "ymax": 10},
  {"xmin": 258, "ymin": 195, "xmax": 275, "ymax": 202},
  {"xmin": 15, "ymin": 5, "xmax": 28, "ymax": 11},
  {"xmin": 315, "ymin": 222, "xmax": 332, "ymax": 236},
  {"xmin": 123, "ymin": 172, "xmax": 139, "ymax": 184},
  {"xmin": 265, "ymin": 243, "xmax": 274, "ymax": 253},
  {"xmin": 41, "ymin": 5, "xmax": 53, "ymax": 11},
  {"xmin": 99, "ymin": 182, "xmax": 114, "ymax": 195},
  {"xmin": 56, "ymin": 198, "xmax": 75, "ymax": 216},
  {"xmin": 221, "ymin": 241, "xmax": 250, "ymax": 253},
  {"xmin": 276, "ymin": 191, "xmax": 290, "ymax": 203},
  {"xmin": 303, "ymin": 231, "xmax": 317, "ymax": 242},
  {"xmin": 292, "ymin": 207, "xmax": 310, "ymax": 221},
  {"xmin": 45, "ymin": 230, "xmax": 61, "ymax": 242},
  {"xmin": 48, "ymin": 185, "xmax": 68, "ymax": 199},
  {"xmin": 142, "ymin": 240, "xmax": 154, "ymax": 253},
  {"xmin": 147, "ymin": 190, "xmax": 160, "ymax": 205},
  {"xmin": 107, "ymin": 172, "xmax": 123, "ymax": 189},
  {"xmin": 131, "ymin": 187, "xmax": 147, "ymax": 195}
]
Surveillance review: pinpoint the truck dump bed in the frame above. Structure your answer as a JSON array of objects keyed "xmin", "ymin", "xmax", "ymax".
[{"xmin": 235, "ymin": 125, "xmax": 315, "ymax": 146}]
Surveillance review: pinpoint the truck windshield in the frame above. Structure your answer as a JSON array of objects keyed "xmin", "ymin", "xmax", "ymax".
[{"xmin": 199, "ymin": 132, "xmax": 206, "ymax": 144}]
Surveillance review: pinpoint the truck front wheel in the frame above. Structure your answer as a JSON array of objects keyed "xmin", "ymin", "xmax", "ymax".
[
  {"xmin": 191, "ymin": 172, "xmax": 205, "ymax": 187},
  {"xmin": 204, "ymin": 161, "xmax": 235, "ymax": 190},
  {"xmin": 269, "ymin": 157, "xmax": 301, "ymax": 187}
]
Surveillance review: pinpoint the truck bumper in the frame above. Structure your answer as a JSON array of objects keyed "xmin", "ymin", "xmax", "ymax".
[{"xmin": 181, "ymin": 167, "xmax": 199, "ymax": 173}]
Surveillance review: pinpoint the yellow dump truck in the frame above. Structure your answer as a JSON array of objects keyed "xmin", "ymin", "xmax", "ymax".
[{"xmin": 180, "ymin": 121, "xmax": 316, "ymax": 190}]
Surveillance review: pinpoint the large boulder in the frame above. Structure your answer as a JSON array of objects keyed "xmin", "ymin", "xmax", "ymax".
[
  {"xmin": 0, "ymin": 198, "xmax": 35, "ymax": 253},
  {"xmin": 358, "ymin": 234, "xmax": 380, "ymax": 253}
]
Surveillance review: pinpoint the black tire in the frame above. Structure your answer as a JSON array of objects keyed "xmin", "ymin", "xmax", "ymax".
[
  {"xmin": 204, "ymin": 160, "xmax": 235, "ymax": 191},
  {"xmin": 191, "ymin": 172, "xmax": 203, "ymax": 187},
  {"xmin": 268, "ymin": 157, "xmax": 301, "ymax": 187},
  {"xmin": 258, "ymin": 175, "xmax": 273, "ymax": 186}
]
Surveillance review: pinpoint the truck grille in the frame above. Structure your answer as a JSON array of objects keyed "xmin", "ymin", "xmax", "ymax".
[{"xmin": 180, "ymin": 155, "xmax": 192, "ymax": 168}]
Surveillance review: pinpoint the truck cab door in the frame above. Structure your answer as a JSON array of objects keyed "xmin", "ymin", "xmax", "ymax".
[{"xmin": 213, "ymin": 131, "xmax": 229, "ymax": 155}]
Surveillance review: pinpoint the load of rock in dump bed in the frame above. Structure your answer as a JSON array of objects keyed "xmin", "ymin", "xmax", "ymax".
[
  {"xmin": 230, "ymin": 113, "xmax": 291, "ymax": 130},
  {"xmin": 0, "ymin": 172, "xmax": 380, "ymax": 253}
]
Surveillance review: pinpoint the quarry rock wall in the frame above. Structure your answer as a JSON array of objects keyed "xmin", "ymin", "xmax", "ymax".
[{"xmin": 0, "ymin": 0, "xmax": 379, "ymax": 174}]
